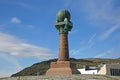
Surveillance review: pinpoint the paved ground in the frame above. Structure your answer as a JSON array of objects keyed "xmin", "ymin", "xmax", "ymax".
[{"xmin": 0, "ymin": 74, "xmax": 120, "ymax": 80}]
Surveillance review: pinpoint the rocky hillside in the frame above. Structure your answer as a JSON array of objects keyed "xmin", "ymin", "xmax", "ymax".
[{"xmin": 11, "ymin": 58, "xmax": 120, "ymax": 77}]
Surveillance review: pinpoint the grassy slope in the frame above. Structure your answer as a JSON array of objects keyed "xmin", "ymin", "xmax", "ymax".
[{"xmin": 11, "ymin": 58, "xmax": 120, "ymax": 76}]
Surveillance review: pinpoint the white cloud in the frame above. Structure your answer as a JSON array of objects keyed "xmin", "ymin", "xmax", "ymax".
[
  {"xmin": 63, "ymin": 0, "xmax": 72, "ymax": 8},
  {"xmin": 27, "ymin": 25, "xmax": 35, "ymax": 29},
  {"xmin": 69, "ymin": 29, "xmax": 78, "ymax": 34},
  {"xmin": 0, "ymin": 53, "xmax": 21, "ymax": 69},
  {"xmin": 16, "ymin": 2, "xmax": 33, "ymax": 9},
  {"xmin": 11, "ymin": 17, "xmax": 21, "ymax": 24},
  {"xmin": 0, "ymin": 53, "xmax": 22, "ymax": 77},
  {"xmin": 70, "ymin": 49, "xmax": 82, "ymax": 55},
  {"xmin": 78, "ymin": 0, "xmax": 120, "ymax": 25},
  {"xmin": 0, "ymin": 70, "xmax": 13, "ymax": 77},
  {"xmin": 94, "ymin": 50, "xmax": 113, "ymax": 58},
  {"xmin": 70, "ymin": 34, "xmax": 96, "ymax": 56},
  {"xmin": 80, "ymin": 0, "xmax": 120, "ymax": 40},
  {"xmin": 0, "ymin": 32, "xmax": 53, "ymax": 59},
  {"xmin": 80, "ymin": 0, "xmax": 113, "ymax": 22},
  {"xmin": 0, "ymin": 32, "xmax": 53, "ymax": 77},
  {"xmin": 99, "ymin": 24, "xmax": 120, "ymax": 40},
  {"xmin": 88, "ymin": 34, "xmax": 96, "ymax": 44},
  {"xmin": 0, "ymin": 24, "xmax": 4, "ymax": 30}
]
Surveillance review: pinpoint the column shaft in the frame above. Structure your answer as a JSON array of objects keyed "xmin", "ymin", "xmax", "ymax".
[{"xmin": 58, "ymin": 33, "xmax": 69, "ymax": 61}]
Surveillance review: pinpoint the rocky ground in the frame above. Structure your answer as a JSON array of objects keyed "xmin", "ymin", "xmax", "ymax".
[{"xmin": 0, "ymin": 75, "xmax": 120, "ymax": 80}]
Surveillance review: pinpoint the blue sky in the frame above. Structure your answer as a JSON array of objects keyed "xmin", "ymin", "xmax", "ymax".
[{"xmin": 0, "ymin": 0, "xmax": 120, "ymax": 77}]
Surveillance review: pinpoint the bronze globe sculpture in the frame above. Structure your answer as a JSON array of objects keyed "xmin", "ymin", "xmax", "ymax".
[
  {"xmin": 55, "ymin": 9, "xmax": 73, "ymax": 33},
  {"xmin": 56, "ymin": 10, "xmax": 71, "ymax": 22}
]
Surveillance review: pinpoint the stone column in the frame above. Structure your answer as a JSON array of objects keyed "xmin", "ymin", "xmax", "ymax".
[{"xmin": 58, "ymin": 33, "xmax": 69, "ymax": 61}]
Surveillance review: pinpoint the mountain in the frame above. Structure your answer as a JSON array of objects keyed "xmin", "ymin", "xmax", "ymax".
[{"xmin": 11, "ymin": 58, "xmax": 120, "ymax": 77}]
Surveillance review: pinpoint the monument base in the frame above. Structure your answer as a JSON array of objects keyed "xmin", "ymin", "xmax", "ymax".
[{"xmin": 46, "ymin": 61, "xmax": 80, "ymax": 75}]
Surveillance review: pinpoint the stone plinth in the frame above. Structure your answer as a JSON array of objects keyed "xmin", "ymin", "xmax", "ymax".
[{"xmin": 46, "ymin": 61, "xmax": 80, "ymax": 75}]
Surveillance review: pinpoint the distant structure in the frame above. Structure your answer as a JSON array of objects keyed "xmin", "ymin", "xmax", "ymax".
[
  {"xmin": 98, "ymin": 63, "xmax": 120, "ymax": 76},
  {"xmin": 77, "ymin": 63, "xmax": 120, "ymax": 76},
  {"xmin": 78, "ymin": 65, "xmax": 98, "ymax": 75},
  {"xmin": 46, "ymin": 10, "xmax": 80, "ymax": 75}
]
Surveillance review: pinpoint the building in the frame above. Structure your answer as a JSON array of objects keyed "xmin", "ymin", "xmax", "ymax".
[
  {"xmin": 78, "ymin": 63, "xmax": 120, "ymax": 76},
  {"xmin": 78, "ymin": 65, "xmax": 98, "ymax": 74},
  {"xmin": 98, "ymin": 63, "xmax": 120, "ymax": 76}
]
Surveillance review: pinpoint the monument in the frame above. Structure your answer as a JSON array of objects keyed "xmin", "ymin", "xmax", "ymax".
[{"xmin": 46, "ymin": 10, "xmax": 80, "ymax": 75}]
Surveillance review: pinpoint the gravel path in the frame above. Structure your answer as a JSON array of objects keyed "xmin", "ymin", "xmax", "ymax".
[{"xmin": 0, "ymin": 74, "xmax": 120, "ymax": 80}]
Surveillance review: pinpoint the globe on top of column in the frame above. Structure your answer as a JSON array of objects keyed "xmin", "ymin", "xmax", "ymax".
[{"xmin": 55, "ymin": 9, "xmax": 73, "ymax": 34}]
